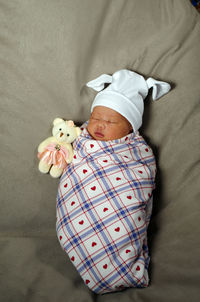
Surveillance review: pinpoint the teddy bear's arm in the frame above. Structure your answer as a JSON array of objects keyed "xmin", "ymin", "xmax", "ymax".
[{"xmin": 38, "ymin": 137, "xmax": 56, "ymax": 153}]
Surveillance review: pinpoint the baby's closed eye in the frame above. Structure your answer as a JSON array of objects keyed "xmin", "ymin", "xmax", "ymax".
[{"xmin": 108, "ymin": 120, "xmax": 118, "ymax": 124}]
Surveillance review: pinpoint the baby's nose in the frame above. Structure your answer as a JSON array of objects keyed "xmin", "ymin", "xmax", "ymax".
[{"xmin": 97, "ymin": 120, "xmax": 106, "ymax": 129}]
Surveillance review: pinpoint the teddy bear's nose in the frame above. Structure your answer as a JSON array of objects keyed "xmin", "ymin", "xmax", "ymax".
[{"xmin": 60, "ymin": 132, "xmax": 64, "ymax": 137}]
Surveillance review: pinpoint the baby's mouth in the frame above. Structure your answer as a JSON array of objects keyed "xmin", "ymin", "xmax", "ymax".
[{"xmin": 94, "ymin": 131, "xmax": 104, "ymax": 138}]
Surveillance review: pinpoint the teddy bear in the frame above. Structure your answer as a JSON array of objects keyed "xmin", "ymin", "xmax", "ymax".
[{"xmin": 37, "ymin": 118, "xmax": 81, "ymax": 178}]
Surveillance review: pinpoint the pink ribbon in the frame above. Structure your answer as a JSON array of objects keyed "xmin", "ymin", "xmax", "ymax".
[{"xmin": 38, "ymin": 143, "xmax": 70, "ymax": 169}]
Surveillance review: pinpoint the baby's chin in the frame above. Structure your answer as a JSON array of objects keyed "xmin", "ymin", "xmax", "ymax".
[
  {"xmin": 87, "ymin": 127, "xmax": 132, "ymax": 141},
  {"xmin": 89, "ymin": 132, "xmax": 123, "ymax": 141}
]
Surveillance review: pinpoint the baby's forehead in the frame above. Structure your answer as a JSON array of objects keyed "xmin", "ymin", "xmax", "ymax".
[{"xmin": 91, "ymin": 106, "xmax": 121, "ymax": 118}]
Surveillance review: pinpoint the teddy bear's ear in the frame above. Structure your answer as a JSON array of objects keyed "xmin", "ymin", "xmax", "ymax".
[
  {"xmin": 53, "ymin": 118, "xmax": 64, "ymax": 126},
  {"xmin": 66, "ymin": 120, "xmax": 74, "ymax": 127}
]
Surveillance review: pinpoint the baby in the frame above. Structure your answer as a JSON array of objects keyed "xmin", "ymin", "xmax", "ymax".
[{"xmin": 56, "ymin": 70, "xmax": 171, "ymax": 294}]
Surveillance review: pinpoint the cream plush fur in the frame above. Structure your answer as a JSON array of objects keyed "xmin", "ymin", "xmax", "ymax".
[{"xmin": 38, "ymin": 118, "xmax": 81, "ymax": 178}]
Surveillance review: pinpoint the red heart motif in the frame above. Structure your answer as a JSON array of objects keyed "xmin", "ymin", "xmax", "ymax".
[
  {"xmin": 116, "ymin": 177, "xmax": 121, "ymax": 181},
  {"xmin": 103, "ymin": 159, "xmax": 108, "ymax": 163},
  {"xmin": 73, "ymin": 155, "xmax": 77, "ymax": 159},
  {"xmin": 136, "ymin": 265, "xmax": 140, "ymax": 271},
  {"xmin": 79, "ymin": 220, "xmax": 84, "ymax": 225},
  {"xmin": 103, "ymin": 264, "xmax": 108, "ymax": 269},
  {"xmin": 90, "ymin": 144, "xmax": 94, "ymax": 148},
  {"xmin": 91, "ymin": 186, "xmax": 96, "ymax": 191},
  {"xmin": 126, "ymin": 249, "xmax": 131, "ymax": 254},
  {"xmin": 138, "ymin": 170, "xmax": 143, "ymax": 174},
  {"xmin": 145, "ymin": 148, "xmax": 149, "ymax": 152},
  {"xmin": 71, "ymin": 256, "xmax": 75, "ymax": 262},
  {"xmin": 71, "ymin": 201, "xmax": 75, "ymax": 206},
  {"xmin": 125, "ymin": 137, "xmax": 128, "ymax": 141},
  {"xmin": 59, "ymin": 236, "xmax": 62, "ymax": 240},
  {"xmin": 115, "ymin": 285, "xmax": 124, "ymax": 289},
  {"xmin": 85, "ymin": 279, "xmax": 90, "ymax": 284},
  {"xmin": 92, "ymin": 242, "xmax": 97, "ymax": 247},
  {"xmin": 127, "ymin": 196, "xmax": 132, "ymax": 200},
  {"xmin": 115, "ymin": 227, "xmax": 120, "ymax": 232},
  {"xmin": 103, "ymin": 207, "xmax": 108, "ymax": 212},
  {"xmin": 83, "ymin": 169, "xmax": 87, "ymax": 174},
  {"xmin": 64, "ymin": 183, "xmax": 68, "ymax": 188},
  {"xmin": 124, "ymin": 155, "xmax": 128, "ymax": 158},
  {"xmin": 138, "ymin": 217, "xmax": 141, "ymax": 222}
]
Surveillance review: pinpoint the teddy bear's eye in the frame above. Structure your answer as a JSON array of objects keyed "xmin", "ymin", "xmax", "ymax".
[
  {"xmin": 67, "ymin": 134, "xmax": 70, "ymax": 137},
  {"xmin": 59, "ymin": 128, "xmax": 62, "ymax": 131}
]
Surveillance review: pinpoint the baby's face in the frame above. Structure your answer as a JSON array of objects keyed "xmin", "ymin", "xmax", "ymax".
[{"xmin": 87, "ymin": 106, "xmax": 132, "ymax": 141}]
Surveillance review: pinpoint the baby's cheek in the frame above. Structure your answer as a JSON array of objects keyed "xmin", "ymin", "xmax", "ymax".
[
  {"xmin": 87, "ymin": 122, "xmax": 92, "ymax": 133},
  {"xmin": 87, "ymin": 122, "xmax": 95, "ymax": 137},
  {"xmin": 106, "ymin": 126, "xmax": 120, "ymax": 140}
]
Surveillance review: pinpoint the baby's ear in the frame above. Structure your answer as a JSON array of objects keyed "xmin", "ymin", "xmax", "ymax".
[{"xmin": 53, "ymin": 118, "xmax": 64, "ymax": 126}]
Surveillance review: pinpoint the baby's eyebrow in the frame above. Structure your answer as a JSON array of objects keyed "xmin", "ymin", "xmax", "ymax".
[
  {"xmin": 91, "ymin": 115, "xmax": 100, "ymax": 119},
  {"xmin": 91, "ymin": 113, "xmax": 102, "ymax": 119}
]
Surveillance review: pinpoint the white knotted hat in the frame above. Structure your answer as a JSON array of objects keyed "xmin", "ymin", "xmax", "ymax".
[{"xmin": 86, "ymin": 69, "xmax": 171, "ymax": 132}]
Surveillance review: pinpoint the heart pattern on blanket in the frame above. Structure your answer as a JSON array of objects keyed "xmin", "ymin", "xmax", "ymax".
[
  {"xmin": 126, "ymin": 249, "xmax": 131, "ymax": 254},
  {"xmin": 79, "ymin": 220, "xmax": 84, "ymax": 225},
  {"xmin": 103, "ymin": 207, "xmax": 108, "ymax": 212},
  {"xmin": 92, "ymin": 242, "xmax": 97, "ymax": 247},
  {"xmin": 115, "ymin": 227, "xmax": 120, "ymax": 232},
  {"xmin": 64, "ymin": 183, "xmax": 68, "ymax": 188},
  {"xmin": 85, "ymin": 279, "xmax": 90, "ymax": 284},
  {"xmin": 59, "ymin": 236, "xmax": 62, "ymax": 240},
  {"xmin": 90, "ymin": 144, "xmax": 94, "ymax": 148},
  {"xmin": 91, "ymin": 186, "xmax": 96, "ymax": 191},
  {"xmin": 71, "ymin": 201, "xmax": 75, "ymax": 206},
  {"xmin": 127, "ymin": 196, "xmax": 132, "ymax": 200},
  {"xmin": 116, "ymin": 177, "xmax": 121, "ymax": 181},
  {"xmin": 83, "ymin": 169, "xmax": 88, "ymax": 174},
  {"xmin": 103, "ymin": 264, "xmax": 108, "ymax": 269},
  {"xmin": 71, "ymin": 256, "xmax": 75, "ymax": 262},
  {"xmin": 115, "ymin": 285, "xmax": 124, "ymax": 289},
  {"xmin": 136, "ymin": 265, "xmax": 140, "ymax": 271}
]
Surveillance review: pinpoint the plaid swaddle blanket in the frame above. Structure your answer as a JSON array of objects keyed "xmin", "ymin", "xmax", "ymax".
[{"xmin": 56, "ymin": 123, "xmax": 156, "ymax": 294}]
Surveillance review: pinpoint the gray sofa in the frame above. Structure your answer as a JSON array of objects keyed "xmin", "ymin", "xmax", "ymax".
[{"xmin": 1, "ymin": 0, "xmax": 200, "ymax": 301}]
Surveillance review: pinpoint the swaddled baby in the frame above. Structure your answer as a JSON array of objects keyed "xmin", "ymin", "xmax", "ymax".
[{"xmin": 56, "ymin": 70, "xmax": 171, "ymax": 294}]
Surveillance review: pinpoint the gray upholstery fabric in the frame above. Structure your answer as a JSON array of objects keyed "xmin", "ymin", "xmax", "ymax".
[{"xmin": 1, "ymin": 0, "xmax": 200, "ymax": 301}]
